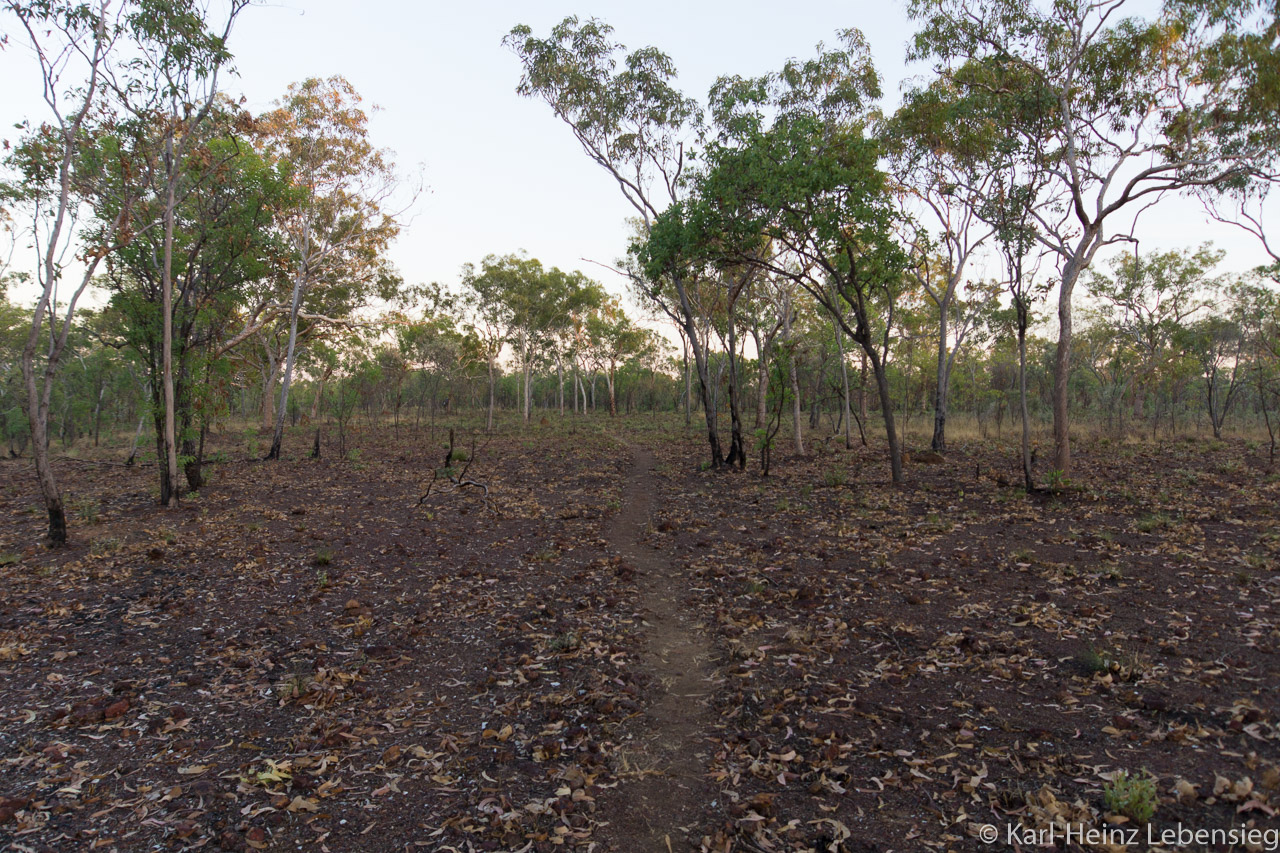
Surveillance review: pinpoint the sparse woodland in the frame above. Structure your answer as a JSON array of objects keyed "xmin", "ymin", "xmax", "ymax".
[{"xmin": 2, "ymin": 1, "xmax": 1280, "ymax": 851}]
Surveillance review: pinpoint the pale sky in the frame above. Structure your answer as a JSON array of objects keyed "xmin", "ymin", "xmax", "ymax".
[{"xmin": 1, "ymin": 0, "xmax": 1270, "ymax": 313}]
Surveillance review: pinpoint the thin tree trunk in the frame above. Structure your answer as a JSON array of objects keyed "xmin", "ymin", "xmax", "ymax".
[
  {"xmin": 486, "ymin": 354, "xmax": 496, "ymax": 432},
  {"xmin": 1052, "ymin": 260, "xmax": 1083, "ymax": 475},
  {"xmin": 268, "ymin": 251, "xmax": 308, "ymax": 460},
  {"xmin": 865, "ymin": 347, "xmax": 903, "ymax": 485},
  {"xmin": 932, "ymin": 306, "xmax": 949, "ymax": 453},
  {"xmin": 859, "ymin": 352, "xmax": 868, "ymax": 427},
  {"xmin": 607, "ymin": 365, "xmax": 617, "ymax": 417},
  {"xmin": 126, "ymin": 410, "xmax": 146, "ymax": 466},
  {"xmin": 1207, "ymin": 375, "xmax": 1223, "ymax": 439},
  {"xmin": 725, "ymin": 311, "xmax": 746, "ymax": 468},
  {"xmin": 1019, "ymin": 322, "xmax": 1033, "ymax": 492},
  {"xmin": 310, "ymin": 364, "xmax": 332, "ymax": 420},
  {"xmin": 261, "ymin": 353, "xmax": 278, "ymax": 432},
  {"xmin": 522, "ymin": 348, "xmax": 532, "ymax": 422},
  {"xmin": 753, "ymin": 328, "xmax": 769, "ymax": 429},
  {"xmin": 836, "ymin": 321, "xmax": 853, "ymax": 450},
  {"xmin": 683, "ymin": 335, "xmax": 692, "ymax": 426},
  {"xmin": 92, "ymin": 381, "xmax": 105, "ymax": 447},
  {"xmin": 161, "ymin": 163, "xmax": 180, "ymax": 506},
  {"xmin": 783, "ymin": 296, "xmax": 803, "ymax": 456},
  {"xmin": 671, "ymin": 276, "xmax": 723, "ymax": 466},
  {"xmin": 21, "ymin": 355, "xmax": 66, "ymax": 544}
]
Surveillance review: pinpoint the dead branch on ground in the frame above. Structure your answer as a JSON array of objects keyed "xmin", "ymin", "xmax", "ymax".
[{"xmin": 416, "ymin": 428, "xmax": 492, "ymax": 512}]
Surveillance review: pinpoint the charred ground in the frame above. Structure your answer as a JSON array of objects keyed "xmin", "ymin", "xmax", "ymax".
[{"xmin": 0, "ymin": 420, "xmax": 1277, "ymax": 852}]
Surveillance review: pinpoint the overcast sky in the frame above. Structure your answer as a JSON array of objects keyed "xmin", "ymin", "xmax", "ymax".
[{"xmin": 1, "ymin": 0, "xmax": 1269, "ymax": 311}]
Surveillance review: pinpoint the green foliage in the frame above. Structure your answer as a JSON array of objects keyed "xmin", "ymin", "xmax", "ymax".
[
  {"xmin": 71, "ymin": 498, "xmax": 100, "ymax": 525},
  {"xmin": 547, "ymin": 631, "xmax": 580, "ymax": 652},
  {"xmin": 1098, "ymin": 562, "xmax": 1124, "ymax": 583},
  {"xmin": 821, "ymin": 467, "xmax": 847, "ymax": 488},
  {"xmin": 1076, "ymin": 646, "xmax": 1117, "ymax": 675},
  {"xmin": 1103, "ymin": 771, "xmax": 1157, "ymax": 824},
  {"xmin": 1044, "ymin": 468, "xmax": 1070, "ymax": 493},
  {"xmin": 1134, "ymin": 512, "xmax": 1172, "ymax": 533},
  {"xmin": 505, "ymin": 16, "xmax": 701, "ymax": 220}
]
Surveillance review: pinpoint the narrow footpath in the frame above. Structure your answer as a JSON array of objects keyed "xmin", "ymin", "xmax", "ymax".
[{"xmin": 599, "ymin": 447, "xmax": 720, "ymax": 852}]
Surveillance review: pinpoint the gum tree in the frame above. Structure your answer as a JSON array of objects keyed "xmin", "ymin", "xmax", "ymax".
[
  {"xmin": 109, "ymin": 0, "xmax": 250, "ymax": 504},
  {"xmin": 4, "ymin": 0, "xmax": 128, "ymax": 544},
  {"xmin": 505, "ymin": 17, "xmax": 736, "ymax": 467},
  {"xmin": 98, "ymin": 119, "xmax": 287, "ymax": 493},
  {"xmin": 653, "ymin": 31, "xmax": 912, "ymax": 483},
  {"xmin": 883, "ymin": 78, "xmax": 997, "ymax": 453},
  {"xmin": 1084, "ymin": 244, "xmax": 1219, "ymax": 426},
  {"xmin": 583, "ymin": 296, "xmax": 656, "ymax": 417},
  {"xmin": 909, "ymin": 0, "xmax": 1269, "ymax": 475},
  {"xmin": 261, "ymin": 76, "xmax": 403, "ymax": 461}
]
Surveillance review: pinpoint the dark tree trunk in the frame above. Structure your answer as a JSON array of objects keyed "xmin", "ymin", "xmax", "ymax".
[
  {"xmin": 931, "ymin": 305, "xmax": 949, "ymax": 453},
  {"xmin": 47, "ymin": 499, "xmax": 67, "ymax": 547},
  {"xmin": 725, "ymin": 315, "xmax": 746, "ymax": 468}
]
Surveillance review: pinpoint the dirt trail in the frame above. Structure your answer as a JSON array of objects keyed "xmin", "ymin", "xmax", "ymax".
[{"xmin": 600, "ymin": 447, "xmax": 719, "ymax": 852}]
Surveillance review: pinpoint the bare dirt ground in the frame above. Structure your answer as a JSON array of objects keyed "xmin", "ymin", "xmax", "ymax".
[
  {"xmin": 1, "ymin": 417, "xmax": 1278, "ymax": 852},
  {"xmin": 597, "ymin": 444, "xmax": 718, "ymax": 852}
]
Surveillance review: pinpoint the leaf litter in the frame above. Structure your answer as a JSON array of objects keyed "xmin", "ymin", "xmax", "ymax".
[{"xmin": 0, "ymin": 426, "xmax": 1277, "ymax": 851}]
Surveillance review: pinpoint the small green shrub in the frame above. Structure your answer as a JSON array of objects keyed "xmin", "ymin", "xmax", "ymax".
[
  {"xmin": 72, "ymin": 498, "xmax": 100, "ymax": 525},
  {"xmin": 312, "ymin": 548, "xmax": 332, "ymax": 567},
  {"xmin": 274, "ymin": 671, "xmax": 314, "ymax": 704},
  {"xmin": 1134, "ymin": 513, "xmax": 1171, "ymax": 533},
  {"xmin": 548, "ymin": 631, "xmax": 580, "ymax": 652},
  {"xmin": 1242, "ymin": 552, "xmax": 1268, "ymax": 570},
  {"xmin": 89, "ymin": 538, "xmax": 120, "ymax": 557},
  {"xmin": 1103, "ymin": 770, "xmax": 1157, "ymax": 823},
  {"xmin": 1076, "ymin": 645, "xmax": 1116, "ymax": 675},
  {"xmin": 1045, "ymin": 468, "xmax": 1071, "ymax": 493}
]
